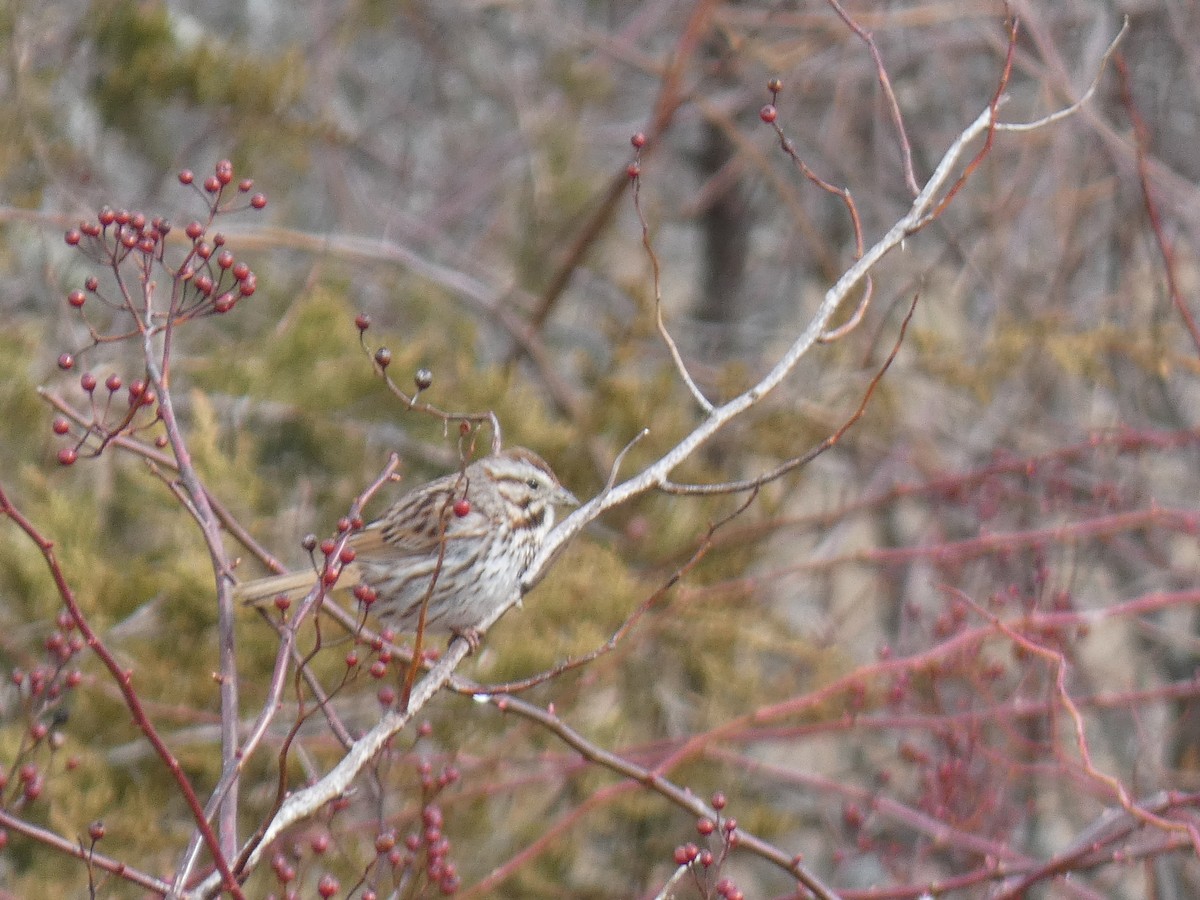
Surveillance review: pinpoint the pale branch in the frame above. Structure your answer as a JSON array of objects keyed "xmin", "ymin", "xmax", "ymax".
[{"xmin": 196, "ymin": 26, "xmax": 1122, "ymax": 894}]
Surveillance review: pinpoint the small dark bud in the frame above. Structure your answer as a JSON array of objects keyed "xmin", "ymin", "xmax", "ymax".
[
  {"xmin": 374, "ymin": 347, "xmax": 392, "ymax": 368},
  {"xmin": 414, "ymin": 368, "xmax": 433, "ymax": 390}
]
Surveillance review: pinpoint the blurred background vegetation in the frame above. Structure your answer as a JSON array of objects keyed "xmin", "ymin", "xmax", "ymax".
[{"xmin": 2, "ymin": 1, "xmax": 1200, "ymax": 897}]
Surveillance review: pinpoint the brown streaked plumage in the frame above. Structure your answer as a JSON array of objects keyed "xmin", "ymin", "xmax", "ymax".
[{"xmin": 236, "ymin": 448, "xmax": 577, "ymax": 639}]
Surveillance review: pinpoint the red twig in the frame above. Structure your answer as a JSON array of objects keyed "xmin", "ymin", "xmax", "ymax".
[
  {"xmin": 1113, "ymin": 52, "xmax": 1200, "ymax": 356},
  {"xmin": 824, "ymin": 0, "xmax": 919, "ymax": 195},
  {"xmin": 0, "ymin": 809, "xmax": 172, "ymax": 895},
  {"xmin": 0, "ymin": 485, "xmax": 244, "ymax": 899},
  {"xmin": 925, "ymin": 13, "xmax": 1018, "ymax": 223}
]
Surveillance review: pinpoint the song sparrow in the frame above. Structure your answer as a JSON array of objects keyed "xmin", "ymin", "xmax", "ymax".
[{"xmin": 236, "ymin": 448, "xmax": 578, "ymax": 643}]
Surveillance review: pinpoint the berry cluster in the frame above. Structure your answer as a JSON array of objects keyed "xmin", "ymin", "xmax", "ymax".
[
  {"xmin": 53, "ymin": 160, "xmax": 268, "ymax": 466},
  {"xmin": 670, "ymin": 792, "xmax": 745, "ymax": 899},
  {"xmin": 2, "ymin": 609, "xmax": 88, "ymax": 817}
]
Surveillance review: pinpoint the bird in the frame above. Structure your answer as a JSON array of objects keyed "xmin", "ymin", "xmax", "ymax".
[{"xmin": 235, "ymin": 447, "xmax": 577, "ymax": 646}]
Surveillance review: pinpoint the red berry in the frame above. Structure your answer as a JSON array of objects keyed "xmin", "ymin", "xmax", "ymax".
[
  {"xmin": 57, "ymin": 448, "xmax": 77, "ymax": 466},
  {"xmin": 57, "ymin": 353, "xmax": 74, "ymax": 370},
  {"xmin": 203, "ymin": 175, "xmax": 221, "ymax": 193},
  {"xmin": 232, "ymin": 261, "xmax": 250, "ymax": 280},
  {"xmin": 85, "ymin": 276, "xmax": 99, "ymax": 291},
  {"xmin": 370, "ymin": 660, "xmax": 388, "ymax": 679},
  {"xmin": 697, "ymin": 817, "xmax": 715, "ymax": 835},
  {"xmin": 339, "ymin": 547, "xmax": 356, "ymax": 564},
  {"xmin": 67, "ymin": 290, "xmax": 85, "ymax": 308},
  {"xmin": 130, "ymin": 211, "xmax": 146, "ymax": 230},
  {"xmin": 114, "ymin": 209, "xmax": 131, "ymax": 226},
  {"xmin": 80, "ymin": 372, "xmax": 97, "ymax": 392},
  {"xmin": 273, "ymin": 595, "xmax": 291, "ymax": 612},
  {"xmin": 250, "ymin": 193, "xmax": 267, "ymax": 209},
  {"xmin": 105, "ymin": 374, "xmax": 122, "ymax": 392},
  {"xmin": 238, "ymin": 275, "xmax": 256, "ymax": 296},
  {"xmin": 65, "ymin": 229, "xmax": 81, "ymax": 246},
  {"xmin": 213, "ymin": 293, "xmax": 236, "ymax": 313},
  {"xmin": 375, "ymin": 831, "xmax": 396, "ymax": 853},
  {"xmin": 217, "ymin": 250, "xmax": 234, "ymax": 269},
  {"xmin": 238, "ymin": 178, "xmax": 253, "ymax": 192},
  {"xmin": 626, "ymin": 162, "xmax": 640, "ymax": 179},
  {"xmin": 760, "ymin": 104, "xmax": 777, "ymax": 123},
  {"xmin": 98, "ymin": 208, "xmax": 116, "ymax": 226},
  {"xmin": 453, "ymin": 499, "xmax": 471, "ymax": 517},
  {"xmin": 52, "ymin": 418, "xmax": 70, "ymax": 435},
  {"xmin": 185, "ymin": 221, "xmax": 204, "ymax": 240},
  {"xmin": 178, "ymin": 170, "xmax": 194, "ymax": 185},
  {"xmin": 355, "ymin": 313, "xmax": 372, "ymax": 331},
  {"xmin": 215, "ymin": 161, "xmax": 234, "ymax": 185},
  {"xmin": 767, "ymin": 77, "xmax": 783, "ymax": 94},
  {"xmin": 374, "ymin": 347, "xmax": 392, "ymax": 368},
  {"xmin": 195, "ymin": 275, "xmax": 214, "ymax": 295},
  {"xmin": 631, "ymin": 132, "xmax": 646, "ymax": 149},
  {"xmin": 317, "ymin": 874, "xmax": 338, "ymax": 898},
  {"xmin": 212, "ymin": 233, "xmax": 225, "ymax": 246},
  {"xmin": 88, "ymin": 821, "xmax": 105, "ymax": 842}
]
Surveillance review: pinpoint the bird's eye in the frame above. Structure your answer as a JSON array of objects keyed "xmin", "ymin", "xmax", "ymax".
[{"xmin": 526, "ymin": 478, "xmax": 541, "ymax": 490}]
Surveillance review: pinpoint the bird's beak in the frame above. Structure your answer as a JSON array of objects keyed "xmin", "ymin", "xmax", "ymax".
[{"xmin": 554, "ymin": 486, "xmax": 580, "ymax": 507}]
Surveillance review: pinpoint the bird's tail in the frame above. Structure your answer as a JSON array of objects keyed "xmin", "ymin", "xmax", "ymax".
[{"xmin": 235, "ymin": 569, "xmax": 326, "ymax": 607}]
